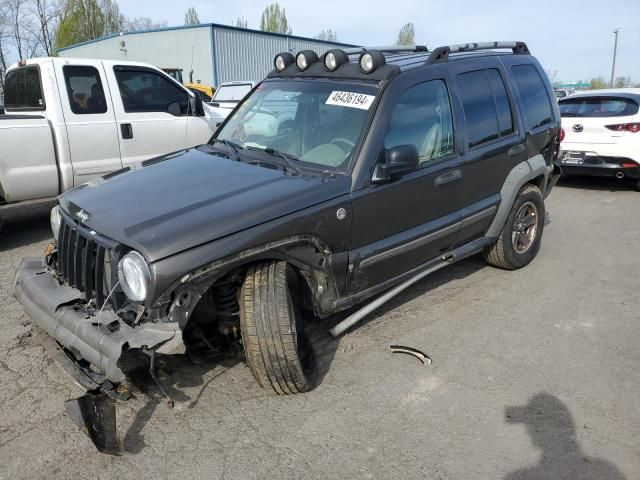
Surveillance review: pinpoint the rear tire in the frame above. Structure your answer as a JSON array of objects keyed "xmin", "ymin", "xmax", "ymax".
[
  {"xmin": 484, "ymin": 184, "xmax": 545, "ymax": 270},
  {"xmin": 240, "ymin": 261, "xmax": 316, "ymax": 394}
]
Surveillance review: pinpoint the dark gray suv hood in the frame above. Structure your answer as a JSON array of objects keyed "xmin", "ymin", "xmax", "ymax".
[{"xmin": 60, "ymin": 148, "xmax": 351, "ymax": 262}]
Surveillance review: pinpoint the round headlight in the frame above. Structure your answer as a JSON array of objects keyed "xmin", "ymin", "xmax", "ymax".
[
  {"xmin": 274, "ymin": 52, "xmax": 294, "ymax": 72},
  {"xmin": 296, "ymin": 53, "xmax": 308, "ymax": 70},
  {"xmin": 50, "ymin": 205, "xmax": 61, "ymax": 240},
  {"xmin": 359, "ymin": 50, "xmax": 385, "ymax": 73},
  {"xmin": 323, "ymin": 49, "xmax": 348, "ymax": 71},
  {"xmin": 117, "ymin": 251, "xmax": 151, "ymax": 302},
  {"xmin": 325, "ymin": 52, "xmax": 337, "ymax": 70},
  {"xmin": 295, "ymin": 50, "xmax": 319, "ymax": 71},
  {"xmin": 360, "ymin": 53, "xmax": 373, "ymax": 72}
]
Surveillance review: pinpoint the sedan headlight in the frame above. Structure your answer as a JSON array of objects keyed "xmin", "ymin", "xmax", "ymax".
[
  {"xmin": 117, "ymin": 251, "xmax": 151, "ymax": 302},
  {"xmin": 50, "ymin": 206, "xmax": 61, "ymax": 240}
]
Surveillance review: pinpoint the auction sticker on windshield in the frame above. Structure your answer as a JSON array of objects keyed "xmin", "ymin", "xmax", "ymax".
[{"xmin": 326, "ymin": 91, "xmax": 375, "ymax": 110}]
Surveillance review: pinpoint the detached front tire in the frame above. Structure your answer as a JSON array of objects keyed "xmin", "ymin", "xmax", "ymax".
[
  {"xmin": 484, "ymin": 183, "xmax": 545, "ymax": 270},
  {"xmin": 240, "ymin": 261, "xmax": 316, "ymax": 394}
]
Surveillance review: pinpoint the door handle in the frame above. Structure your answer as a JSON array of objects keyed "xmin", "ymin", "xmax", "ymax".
[
  {"xmin": 120, "ymin": 123, "xmax": 133, "ymax": 139},
  {"xmin": 435, "ymin": 169, "xmax": 462, "ymax": 186},
  {"xmin": 507, "ymin": 144, "xmax": 526, "ymax": 157}
]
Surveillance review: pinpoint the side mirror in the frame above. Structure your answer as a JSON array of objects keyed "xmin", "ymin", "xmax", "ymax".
[
  {"xmin": 189, "ymin": 91, "xmax": 205, "ymax": 116},
  {"xmin": 374, "ymin": 144, "xmax": 419, "ymax": 182}
]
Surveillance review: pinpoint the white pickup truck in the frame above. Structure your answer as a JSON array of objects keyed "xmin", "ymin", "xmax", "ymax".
[
  {"xmin": 206, "ymin": 81, "xmax": 255, "ymax": 124},
  {"xmin": 0, "ymin": 57, "xmax": 219, "ymax": 208}
]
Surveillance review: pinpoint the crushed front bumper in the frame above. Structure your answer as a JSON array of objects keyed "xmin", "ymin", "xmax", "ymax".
[{"xmin": 13, "ymin": 257, "xmax": 181, "ymax": 384}]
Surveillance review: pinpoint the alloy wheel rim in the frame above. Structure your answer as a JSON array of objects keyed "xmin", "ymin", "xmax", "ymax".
[{"xmin": 511, "ymin": 201, "xmax": 538, "ymax": 254}]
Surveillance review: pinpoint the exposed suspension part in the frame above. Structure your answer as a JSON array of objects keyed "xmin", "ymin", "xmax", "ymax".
[{"xmin": 182, "ymin": 269, "xmax": 244, "ymax": 364}]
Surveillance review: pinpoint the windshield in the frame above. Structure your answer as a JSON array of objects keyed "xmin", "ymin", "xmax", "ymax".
[
  {"xmin": 214, "ymin": 84, "xmax": 253, "ymax": 102},
  {"xmin": 215, "ymin": 79, "xmax": 378, "ymax": 172},
  {"xmin": 559, "ymin": 96, "xmax": 639, "ymax": 117}
]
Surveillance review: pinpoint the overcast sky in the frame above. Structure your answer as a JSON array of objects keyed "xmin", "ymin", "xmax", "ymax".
[{"xmin": 118, "ymin": 0, "xmax": 639, "ymax": 83}]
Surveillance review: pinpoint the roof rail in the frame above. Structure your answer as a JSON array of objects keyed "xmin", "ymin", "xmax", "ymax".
[
  {"xmin": 343, "ymin": 45, "xmax": 428, "ymax": 55},
  {"xmin": 425, "ymin": 41, "xmax": 529, "ymax": 65}
]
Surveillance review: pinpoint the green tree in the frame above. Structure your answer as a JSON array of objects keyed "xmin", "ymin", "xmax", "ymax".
[
  {"xmin": 55, "ymin": 0, "xmax": 106, "ymax": 50},
  {"xmin": 184, "ymin": 7, "xmax": 199, "ymax": 25},
  {"xmin": 614, "ymin": 76, "xmax": 631, "ymax": 88},
  {"xmin": 259, "ymin": 3, "xmax": 291, "ymax": 34},
  {"xmin": 101, "ymin": 0, "xmax": 125, "ymax": 34},
  {"xmin": 590, "ymin": 76, "xmax": 608, "ymax": 89},
  {"xmin": 234, "ymin": 16, "xmax": 248, "ymax": 28},
  {"xmin": 126, "ymin": 17, "xmax": 167, "ymax": 32},
  {"xmin": 315, "ymin": 29, "xmax": 337, "ymax": 42},
  {"xmin": 395, "ymin": 22, "xmax": 414, "ymax": 46}
]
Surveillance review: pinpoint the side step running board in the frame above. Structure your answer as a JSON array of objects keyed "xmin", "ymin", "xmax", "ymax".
[{"xmin": 329, "ymin": 237, "xmax": 491, "ymax": 337}]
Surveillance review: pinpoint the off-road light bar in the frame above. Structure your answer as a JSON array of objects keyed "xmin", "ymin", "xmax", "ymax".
[
  {"xmin": 274, "ymin": 52, "xmax": 295, "ymax": 72},
  {"xmin": 323, "ymin": 49, "xmax": 349, "ymax": 71},
  {"xmin": 359, "ymin": 50, "xmax": 385, "ymax": 73},
  {"xmin": 296, "ymin": 50, "xmax": 319, "ymax": 71}
]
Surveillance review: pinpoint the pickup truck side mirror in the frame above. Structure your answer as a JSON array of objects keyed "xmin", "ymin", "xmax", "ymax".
[
  {"xmin": 374, "ymin": 144, "xmax": 419, "ymax": 182},
  {"xmin": 189, "ymin": 91, "xmax": 205, "ymax": 117}
]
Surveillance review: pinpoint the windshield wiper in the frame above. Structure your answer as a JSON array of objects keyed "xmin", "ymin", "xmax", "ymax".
[
  {"xmin": 210, "ymin": 138, "xmax": 242, "ymax": 160},
  {"xmin": 246, "ymin": 146, "xmax": 302, "ymax": 175}
]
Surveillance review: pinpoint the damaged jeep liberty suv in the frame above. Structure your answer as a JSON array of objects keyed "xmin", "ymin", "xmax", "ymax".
[{"xmin": 15, "ymin": 42, "xmax": 561, "ymax": 396}]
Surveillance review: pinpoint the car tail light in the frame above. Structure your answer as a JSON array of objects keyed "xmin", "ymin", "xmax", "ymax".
[
  {"xmin": 621, "ymin": 162, "xmax": 639, "ymax": 168},
  {"xmin": 559, "ymin": 127, "xmax": 565, "ymax": 142},
  {"xmin": 605, "ymin": 123, "xmax": 640, "ymax": 133}
]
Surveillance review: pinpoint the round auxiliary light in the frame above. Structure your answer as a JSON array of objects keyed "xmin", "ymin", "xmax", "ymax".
[
  {"xmin": 295, "ymin": 50, "xmax": 319, "ymax": 71},
  {"xmin": 274, "ymin": 52, "xmax": 294, "ymax": 72},
  {"xmin": 359, "ymin": 50, "xmax": 386, "ymax": 73},
  {"xmin": 323, "ymin": 49, "xmax": 349, "ymax": 71},
  {"xmin": 118, "ymin": 251, "xmax": 151, "ymax": 302}
]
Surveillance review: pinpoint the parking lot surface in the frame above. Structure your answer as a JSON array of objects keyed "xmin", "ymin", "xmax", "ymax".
[{"xmin": 0, "ymin": 178, "xmax": 639, "ymax": 479}]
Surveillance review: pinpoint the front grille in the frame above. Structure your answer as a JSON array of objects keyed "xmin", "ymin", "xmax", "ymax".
[{"xmin": 56, "ymin": 213, "xmax": 122, "ymax": 310}]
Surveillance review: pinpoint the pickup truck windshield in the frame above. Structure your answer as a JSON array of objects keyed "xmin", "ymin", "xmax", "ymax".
[
  {"xmin": 216, "ymin": 79, "xmax": 378, "ymax": 171},
  {"xmin": 214, "ymin": 84, "xmax": 253, "ymax": 102}
]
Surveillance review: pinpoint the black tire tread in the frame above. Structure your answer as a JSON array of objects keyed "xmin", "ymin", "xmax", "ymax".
[
  {"xmin": 484, "ymin": 183, "xmax": 543, "ymax": 270},
  {"xmin": 240, "ymin": 261, "xmax": 313, "ymax": 395}
]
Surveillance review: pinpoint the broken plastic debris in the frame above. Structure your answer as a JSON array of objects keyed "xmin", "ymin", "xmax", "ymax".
[{"xmin": 389, "ymin": 345, "xmax": 432, "ymax": 365}]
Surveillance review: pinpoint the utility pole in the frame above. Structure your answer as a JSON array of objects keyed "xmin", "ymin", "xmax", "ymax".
[{"xmin": 609, "ymin": 28, "xmax": 619, "ymax": 88}]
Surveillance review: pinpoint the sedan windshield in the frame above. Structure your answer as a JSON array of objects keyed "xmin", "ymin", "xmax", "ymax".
[{"xmin": 215, "ymin": 79, "xmax": 378, "ymax": 172}]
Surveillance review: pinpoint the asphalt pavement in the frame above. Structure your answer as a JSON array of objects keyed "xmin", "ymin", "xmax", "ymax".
[{"xmin": 0, "ymin": 177, "xmax": 638, "ymax": 479}]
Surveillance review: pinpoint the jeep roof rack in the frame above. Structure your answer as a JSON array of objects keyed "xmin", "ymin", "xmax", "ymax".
[
  {"xmin": 426, "ymin": 41, "xmax": 530, "ymax": 65},
  {"xmin": 343, "ymin": 45, "xmax": 429, "ymax": 55}
]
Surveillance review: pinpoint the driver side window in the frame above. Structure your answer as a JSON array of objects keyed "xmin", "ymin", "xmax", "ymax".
[
  {"xmin": 114, "ymin": 68, "xmax": 189, "ymax": 115},
  {"xmin": 385, "ymin": 80, "xmax": 454, "ymax": 164}
]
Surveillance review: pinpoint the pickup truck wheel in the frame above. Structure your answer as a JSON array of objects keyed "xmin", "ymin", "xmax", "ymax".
[
  {"xmin": 484, "ymin": 184, "xmax": 545, "ymax": 270},
  {"xmin": 240, "ymin": 261, "xmax": 316, "ymax": 394}
]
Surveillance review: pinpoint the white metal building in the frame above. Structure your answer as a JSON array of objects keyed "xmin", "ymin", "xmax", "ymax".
[{"xmin": 57, "ymin": 24, "xmax": 357, "ymax": 87}]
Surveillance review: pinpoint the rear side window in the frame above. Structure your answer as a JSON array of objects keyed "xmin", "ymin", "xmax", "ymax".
[
  {"xmin": 63, "ymin": 66, "xmax": 107, "ymax": 114},
  {"xmin": 384, "ymin": 79, "xmax": 455, "ymax": 164},
  {"xmin": 114, "ymin": 68, "xmax": 189, "ymax": 115},
  {"xmin": 559, "ymin": 97, "xmax": 639, "ymax": 118},
  {"xmin": 487, "ymin": 70, "xmax": 514, "ymax": 137},
  {"xmin": 457, "ymin": 69, "xmax": 513, "ymax": 148},
  {"xmin": 4, "ymin": 67, "xmax": 45, "ymax": 110},
  {"xmin": 511, "ymin": 64, "xmax": 553, "ymax": 129}
]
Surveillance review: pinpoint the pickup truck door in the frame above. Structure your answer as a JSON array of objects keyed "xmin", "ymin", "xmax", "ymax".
[
  {"xmin": 55, "ymin": 60, "xmax": 122, "ymax": 183},
  {"xmin": 348, "ymin": 77, "xmax": 464, "ymax": 293},
  {"xmin": 107, "ymin": 65, "xmax": 194, "ymax": 164}
]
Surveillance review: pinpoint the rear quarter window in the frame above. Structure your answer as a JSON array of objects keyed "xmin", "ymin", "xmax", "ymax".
[
  {"xmin": 510, "ymin": 64, "xmax": 553, "ymax": 130},
  {"xmin": 4, "ymin": 66, "xmax": 45, "ymax": 111},
  {"xmin": 559, "ymin": 97, "xmax": 639, "ymax": 118}
]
